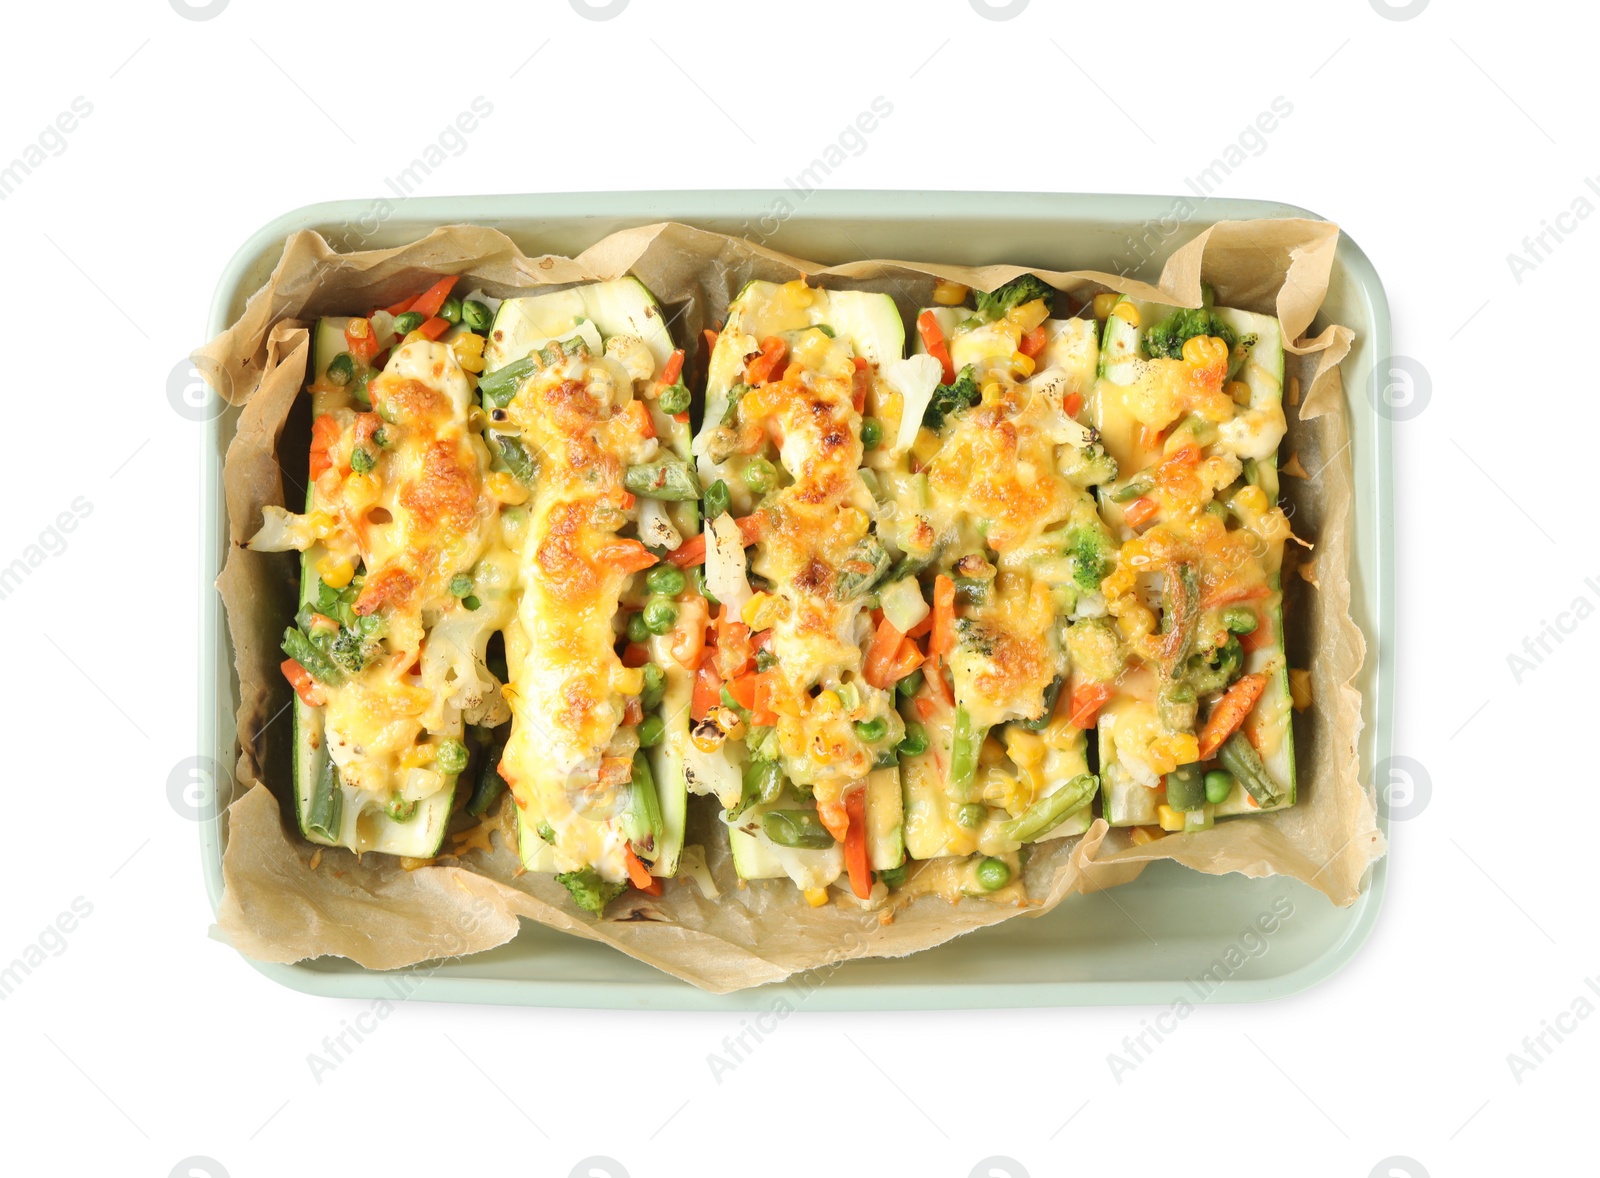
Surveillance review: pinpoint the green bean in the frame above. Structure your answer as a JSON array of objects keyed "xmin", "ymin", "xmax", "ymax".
[
  {"xmin": 835, "ymin": 535, "xmax": 891, "ymax": 600},
  {"xmin": 640, "ymin": 662, "xmax": 666, "ymax": 710},
  {"xmin": 624, "ymin": 458, "xmax": 701, "ymax": 502},
  {"xmin": 704, "ymin": 479, "xmax": 731, "ymax": 522},
  {"xmin": 489, "ymin": 431, "xmax": 537, "ymax": 483},
  {"xmin": 657, "ymin": 383, "xmax": 691, "ymax": 415},
  {"xmin": 1166, "ymin": 763, "xmax": 1206, "ymax": 811},
  {"xmin": 975, "ymin": 857, "xmax": 1011, "ymax": 891},
  {"xmin": 393, "ymin": 311, "xmax": 425, "ymax": 335},
  {"xmin": 877, "ymin": 863, "xmax": 909, "ymax": 888},
  {"xmin": 762, "ymin": 809, "xmax": 835, "ymax": 849},
  {"xmin": 1216, "ymin": 733, "xmax": 1279, "ymax": 807},
  {"xmin": 479, "ymin": 357, "xmax": 534, "ymax": 408},
  {"xmin": 643, "ymin": 598, "xmax": 678, "ymax": 635},
  {"xmin": 628, "ymin": 752, "xmax": 662, "ymax": 842},
  {"xmin": 1002, "ymin": 773, "xmax": 1098, "ymax": 843},
  {"xmin": 1020, "ymin": 676, "xmax": 1063, "ymax": 731},
  {"xmin": 1222, "ymin": 606, "xmax": 1259, "ymax": 634},
  {"xmin": 743, "ymin": 456, "xmax": 777, "ymax": 493},
  {"xmin": 439, "ymin": 295, "xmax": 462, "ymax": 324},
  {"xmin": 854, "ymin": 717, "xmax": 887, "ymax": 743},
  {"xmin": 1111, "ymin": 474, "xmax": 1154, "ymax": 502},
  {"xmin": 467, "ymin": 735, "xmax": 508, "ymax": 817},
  {"xmin": 956, "ymin": 803, "xmax": 987, "ymax": 829},
  {"xmin": 461, "ymin": 299, "xmax": 493, "ymax": 332},
  {"xmin": 740, "ymin": 758, "xmax": 786, "ymax": 815},
  {"xmin": 1159, "ymin": 682, "xmax": 1198, "ymax": 732},
  {"xmin": 282, "ymin": 626, "xmax": 343, "ymax": 686},
  {"xmin": 897, "ymin": 723, "xmax": 929, "ymax": 757},
  {"xmin": 325, "ymin": 352, "xmax": 355, "ymax": 386},
  {"xmin": 1204, "ymin": 769, "xmax": 1235, "ymax": 805},
  {"xmin": 637, "ymin": 714, "xmax": 665, "ymax": 748},
  {"xmin": 306, "ymin": 746, "xmax": 343, "ymax": 842},
  {"xmin": 949, "ymin": 708, "xmax": 987, "ymax": 800},
  {"xmin": 646, "ymin": 565, "xmax": 686, "ymax": 597}
]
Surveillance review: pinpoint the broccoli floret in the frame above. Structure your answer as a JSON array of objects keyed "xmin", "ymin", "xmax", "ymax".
[
  {"xmin": 329, "ymin": 627, "xmax": 369, "ymax": 675},
  {"xmin": 555, "ymin": 868, "xmax": 627, "ymax": 915},
  {"xmin": 974, "ymin": 274, "xmax": 1056, "ymax": 322},
  {"xmin": 1066, "ymin": 526, "xmax": 1115, "ymax": 592},
  {"xmin": 923, "ymin": 365, "xmax": 981, "ymax": 430},
  {"xmin": 1143, "ymin": 308, "xmax": 1237, "ymax": 360},
  {"xmin": 1060, "ymin": 441, "xmax": 1118, "ymax": 490}
]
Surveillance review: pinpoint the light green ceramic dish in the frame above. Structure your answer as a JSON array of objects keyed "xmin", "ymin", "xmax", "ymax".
[{"xmin": 199, "ymin": 192, "xmax": 1391, "ymax": 1009}]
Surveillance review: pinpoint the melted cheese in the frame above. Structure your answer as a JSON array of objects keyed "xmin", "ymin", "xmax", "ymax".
[{"xmin": 497, "ymin": 347, "xmax": 657, "ymax": 881}]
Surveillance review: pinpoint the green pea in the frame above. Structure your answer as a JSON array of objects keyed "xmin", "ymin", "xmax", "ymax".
[
  {"xmin": 640, "ymin": 662, "xmax": 666, "ymax": 709},
  {"xmin": 646, "ymin": 565, "xmax": 686, "ymax": 597},
  {"xmin": 704, "ymin": 479, "xmax": 731, "ymax": 522},
  {"xmin": 854, "ymin": 717, "xmax": 887, "ymax": 743},
  {"xmin": 1223, "ymin": 606, "xmax": 1259, "ymax": 634},
  {"xmin": 896, "ymin": 669, "xmax": 925, "ymax": 698},
  {"xmin": 372, "ymin": 426, "xmax": 389, "ymax": 448},
  {"xmin": 658, "ymin": 383, "xmax": 691, "ymax": 415},
  {"xmin": 897, "ymin": 723, "xmax": 929, "ymax": 757},
  {"xmin": 326, "ymin": 352, "xmax": 355, "ymax": 386},
  {"xmin": 1204, "ymin": 770, "xmax": 1236, "ymax": 805},
  {"xmin": 643, "ymin": 598, "xmax": 679, "ymax": 635},
  {"xmin": 975, "ymin": 857, "xmax": 1011, "ymax": 891},
  {"xmin": 461, "ymin": 299, "xmax": 493, "ymax": 332},
  {"xmin": 860, "ymin": 417, "xmax": 883, "ymax": 450},
  {"xmin": 439, "ymin": 295, "xmax": 462, "ymax": 324},
  {"xmin": 755, "ymin": 648, "xmax": 777, "ymax": 672},
  {"xmin": 435, "ymin": 738, "xmax": 469, "ymax": 775},
  {"xmin": 637, "ymin": 714, "xmax": 665, "ymax": 747},
  {"xmin": 956, "ymin": 803, "xmax": 987, "ymax": 829},
  {"xmin": 394, "ymin": 311, "xmax": 425, "ymax": 335},
  {"xmin": 449, "ymin": 573, "xmax": 474, "ymax": 598},
  {"xmin": 385, "ymin": 794, "xmax": 417, "ymax": 822},
  {"xmin": 349, "ymin": 447, "xmax": 375, "ymax": 474},
  {"xmin": 744, "ymin": 456, "xmax": 777, "ymax": 493},
  {"xmin": 462, "ymin": 595, "xmax": 481, "ymax": 611},
  {"xmin": 357, "ymin": 613, "xmax": 385, "ymax": 637},
  {"xmin": 627, "ymin": 611, "xmax": 651, "ymax": 644}
]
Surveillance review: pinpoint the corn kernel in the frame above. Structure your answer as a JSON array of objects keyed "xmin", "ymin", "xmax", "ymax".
[
  {"xmin": 486, "ymin": 470, "xmax": 530, "ymax": 506},
  {"xmin": 933, "ymin": 279, "xmax": 969, "ymax": 306},
  {"xmin": 1009, "ymin": 352, "xmax": 1036, "ymax": 378},
  {"xmin": 1007, "ymin": 298, "xmax": 1050, "ymax": 333},
  {"xmin": 402, "ymin": 744, "xmax": 434, "ymax": 769},
  {"xmin": 690, "ymin": 726, "xmax": 725, "ymax": 754},
  {"xmin": 711, "ymin": 707, "xmax": 745, "ymax": 741},
  {"xmin": 1092, "ymin": 292, "xmax": 1121, "ymax": 320},
  {"xmin": 741, "ymin": 591, "xmax": 779, "ymax": 631},
  {"xmin": 1234, "ymin": 485, "xmax": 1269, "ymax": 514},
  {"xmin": 1181, "ymin": 334, "xmax": 1229, "ymax": 368},
  {"xmin": 316, "ymin": 555, "xmax": 355, "ymax": 588},
  {"xmin": 1226, "ymin": 379, "xmax": 1252, "ymax": 406},
  {"xmin": 839, "ymin": 507, "xmax": 869, "ymax": 540},
  {"xmin": 1003, "ymin": 727, "xmax": 1045, "ymax": 768},
  {"xmin": 1289, "ymin": 668, "xmax": 1313, "ymax": 711},
  {"xmin": 1111, "ymin": 300, "xmax": 1140, "ymax": 327},
  {"xmin": 813, "ymin": 690, "xmax": 842, "ymax": 716},
  {"xmin": 343, "ymin": 471, "xmax": 381, "ymax": 507},
  {"xmin": 1129, "ymin": 825, "xmax": 1164, "ymax": 846},
  {"xmin": 614, "ymin": 666, "xmax": 644, "ymax": 696},
  {"xmin": 783, "ymin": 279, "xmax": 814, "ymax": 307},
  {"xmin": 1157, "ymin": 804, "xmax": 1186, "ymax": 832},
  {"xmin": 912, "ymin": 428, "xmax": 942, "ymax": 465},
  {"xmin": 804, "ymin": 886, "xmax": 830, "ymax": 907}
]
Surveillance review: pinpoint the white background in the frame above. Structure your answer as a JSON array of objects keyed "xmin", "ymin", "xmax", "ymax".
[{"xmin": 0, "ymin": 1, "xmax": 1587, "ymax": 1175}]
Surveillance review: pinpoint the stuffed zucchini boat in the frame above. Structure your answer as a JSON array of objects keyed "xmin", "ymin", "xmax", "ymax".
[
  {"xmin": 869, "ymin": 276, "xmax": 1111, "ymax": 896},
  {"xmin": 250, "ymin": 278, "xmax": 513, "ymax": 857},
  {"xmin": 479, "ymin": 279, "xmax": 696, "ymax": 910},
  {"xmin": 686, "ymin": 278, "xmax": 908, "ymax": 901},
  {"xmin": 1087, "ymin": 294, "xmax": 1296, "ymax": 832}
]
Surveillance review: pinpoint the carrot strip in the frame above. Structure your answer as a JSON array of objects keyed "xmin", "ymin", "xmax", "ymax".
[
  {"xmin": 863, "ymin": 617, "xmax": 905, "ymax": 689},
  {"xmin": 917, "ymin": 310, "xmax": 956, "ymax": 384},
  {"xmin": 599, "ymin": 540, "xmax": 657, "ymax": 573},
  {"xmin": 930, "ymin": 575, "xmax": 956, "ymax": 659},
  {"xmin": 1197, "ymin": 673, "xmax": 1268, "ymax": 759},
  {"xmin": 418, "ymin": 315, "xmax": 451, "ymax": 340},
  {"xmin": 409, "ymin": 276, "xmax": 458, "ymax": 319},
  {"xmin": 1203, "ymin": 583, "xmax": 1273, "ymax": 610},
  {"xmin": 1068, "ymin": 682, "xmax": 1114, "ymax": 729},
  {"xmin": 624, "ymin": 846, "xmax": 661, "ymax": 894},
  {"xmin": 1063, "ymin": 391, "xmax": 1083, "ymax": 418},
  {"xmin": 746, "ymin": 336, "xmax": 788, "ymax": 385},
  {"xmin": 845, "ymin": 788, "xmax": 871, "ymax": 900},
  {"xmin": 1123, "ymin": 497, "xmax": 1159, "ymax": 529},
  {"xmin": 691, "ymin": 664, "xmax": 723, "ymax": 721},
  {"xmin": 1019, "ymin": 325, "xmax": 1048, "ymax": 357},
  {"xmin": 659, "ymin": 348, "xmax": 685, "ymax": 386},
  {"xmin": 281, "ymin": 658, "xmax": 325, "ymax": 707},
  {"xmin": 309, "ymin": 414, "xmax": 341, "ymax": 480}
]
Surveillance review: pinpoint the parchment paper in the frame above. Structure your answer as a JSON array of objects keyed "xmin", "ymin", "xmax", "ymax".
[{"xmin": 198, "ymin": 216, "xmax": 1381, "ymax": 993}]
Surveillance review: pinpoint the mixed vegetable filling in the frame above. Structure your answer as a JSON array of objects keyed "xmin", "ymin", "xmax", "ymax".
[{"xmin": 256, "ymin": 267, "xmax": 1304, "ymax": 913}]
